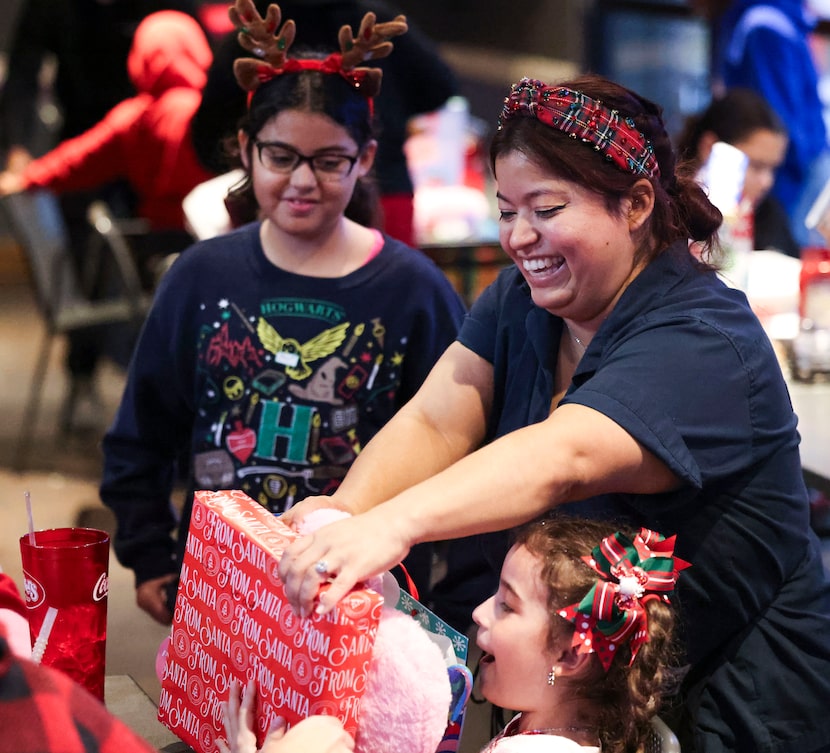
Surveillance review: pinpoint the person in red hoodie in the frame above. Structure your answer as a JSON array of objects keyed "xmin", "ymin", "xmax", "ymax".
[
  {"xmin": 0, "ymin": 10, "xmax": 216, "ymax": 417},
  {"xmin": 0, "ymin": 9, "xmax": 215, "ymax": 235}
]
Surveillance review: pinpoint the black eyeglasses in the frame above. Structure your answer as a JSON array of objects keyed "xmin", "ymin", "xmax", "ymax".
[{"xmin": 253, "ymin": 140, "xmax": 359, "ymax": 181}]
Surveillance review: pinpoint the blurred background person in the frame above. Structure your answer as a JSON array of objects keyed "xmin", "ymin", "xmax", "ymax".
[
  {"xmin": 695, "ymin": 0, "xmax": 830, "ymax": 248},
  {"xmin": 676, "ymin": 86, "xmax": 800, "ymax": 257},
  {"xmin": 189, "ymin": 0, "xmax": 459, "ymax": 246},
  {"xmin": 0, "ymin": 10, "xmax": 214, "ymax": 241},
  {"xmin": 0, "ymin": 9, "xmax": 215, "ymax": 421},
  {"xmin": 0, "ymin": 0, "xmax": 202, "ymax": 425}
]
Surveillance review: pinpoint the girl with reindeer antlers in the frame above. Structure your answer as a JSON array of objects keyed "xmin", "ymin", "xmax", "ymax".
[{"xmin": 99, "ymin": 0, "xmax": 465, "ymax": 627}]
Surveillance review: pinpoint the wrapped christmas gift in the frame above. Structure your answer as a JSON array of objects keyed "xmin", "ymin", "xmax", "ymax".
[{"xmin": 158, "ymin": 489, "xmax": 382, "ymax": 752}]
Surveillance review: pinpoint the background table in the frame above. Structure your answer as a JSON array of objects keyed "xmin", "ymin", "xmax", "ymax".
[
  {"xmin": 105, "ymin": 675, "xmax": 183, "ymax": 751},
  {"xmin": 745, "ymin": 251, "xmax": 830, "ymax": 497}
]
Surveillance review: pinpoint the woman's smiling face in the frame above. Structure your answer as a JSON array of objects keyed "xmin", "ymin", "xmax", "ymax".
[{"xmin": 495, "ymin": 150, "xmax": 647, "ymax": 326}]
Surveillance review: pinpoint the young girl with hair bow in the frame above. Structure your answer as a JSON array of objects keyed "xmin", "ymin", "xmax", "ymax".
[{"xmin": 475, "ymin": 516, "xmax": 687, "ymax": 753}]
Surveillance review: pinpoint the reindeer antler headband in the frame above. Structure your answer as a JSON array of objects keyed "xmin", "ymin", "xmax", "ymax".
[{"xmin": 229, "ymin": 0, "xmax": 408, "ymax": 103}]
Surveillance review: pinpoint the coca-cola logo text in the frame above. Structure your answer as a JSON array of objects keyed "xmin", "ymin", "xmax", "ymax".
[{"xmin": 92, "ymin": 572, "xmax": 109, "ymax": 602}]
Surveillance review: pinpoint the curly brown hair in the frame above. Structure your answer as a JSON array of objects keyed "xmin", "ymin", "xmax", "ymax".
[{"xmin": 512, "ymin": 514, "xmax": 680, "ymax": 753}]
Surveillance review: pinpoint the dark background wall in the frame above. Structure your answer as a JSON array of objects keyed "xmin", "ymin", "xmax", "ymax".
[
  {"xmin": 397, "ymin": 0, "xmax": 588, "ymax": 63},
  {"xmin": 396, "ymin": 0, "xmax": 710, "ymax": 142}
]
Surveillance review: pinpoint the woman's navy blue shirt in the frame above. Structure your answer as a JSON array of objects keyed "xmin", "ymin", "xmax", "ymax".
[{"xmin": 453, "ymin": 241, "xmax": 830, "ymax": 753}]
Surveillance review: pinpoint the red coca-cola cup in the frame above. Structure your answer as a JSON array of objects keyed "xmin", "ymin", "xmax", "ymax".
[{"xmin": 19, "ymin": 527, "xmax": 110, "ymax": 700}]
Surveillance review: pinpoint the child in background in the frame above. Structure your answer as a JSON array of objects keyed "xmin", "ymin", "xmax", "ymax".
[{"xmin": 99, "ymin": 0, "xmax": 466, "ymax": 626}]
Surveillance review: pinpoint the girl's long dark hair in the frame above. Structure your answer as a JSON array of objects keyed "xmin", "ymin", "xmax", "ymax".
[{"xmin": 225, "ymin": 57, "xmax": 381, "ymax": 228}]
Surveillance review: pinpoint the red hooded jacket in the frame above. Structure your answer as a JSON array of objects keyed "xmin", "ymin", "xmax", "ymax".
[{"xmin": 21, "ymin": 11, "xmax": 215, "ymax": 231}]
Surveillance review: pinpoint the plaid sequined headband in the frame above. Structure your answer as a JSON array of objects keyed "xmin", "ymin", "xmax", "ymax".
[
  {"xmin": 557, "ymin": 528, "xmax": 690, "ymax": 671},
  {"xmin": 229, "ymin": 0, "xmax": 407, "ymax": 105},
  {"xmin": 499, "ymin": 78, "xmax": 660, "ymax": 179}
]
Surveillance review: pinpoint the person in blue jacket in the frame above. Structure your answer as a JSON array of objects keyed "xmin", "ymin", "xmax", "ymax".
[
  {"xmin": 278, "ymin": 74, "xmax": 830, "ymax": 753},
  {"xmin": 99, "ymin": 2, "xmax": 465, "ymax": 627},
  {"xmin": 699, "ymin": 0, "xmax": 830, "ymax": 246}
]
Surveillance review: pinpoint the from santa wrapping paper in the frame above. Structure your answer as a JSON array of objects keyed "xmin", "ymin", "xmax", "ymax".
[{"xmin": 158, "ymin": 489, "xmax": 383, "ymax": 752}]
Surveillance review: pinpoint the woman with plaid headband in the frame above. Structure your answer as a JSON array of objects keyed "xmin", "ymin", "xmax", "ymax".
[{"xmin": 279, "ymin": 73, "xmax": 830, "ymax": 753}]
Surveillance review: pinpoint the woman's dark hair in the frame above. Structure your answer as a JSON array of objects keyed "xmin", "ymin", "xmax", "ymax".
[
  {"xmin": 490, "ymin": 73, "xmax": 723, "ymax": 266},
  {"xmin": 513, "ymin": 514, "xmax": 680, "ymax": 753},
  {"xmin": 225, "ymin": 56, "xmax": 381, "ymax": 228},
  {"xmin": 675, "ymin": 87, "xmax": 787, "ymax": 164}
]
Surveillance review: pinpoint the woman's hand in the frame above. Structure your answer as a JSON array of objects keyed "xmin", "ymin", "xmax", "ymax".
[
  {"xmin": 218, "ymin": 679, "xmax": 354, "ymax": 753},
  {"xmin": 278, "ymin": 507, "xmax": 411, "ymax": 617},
  {"xmin": 279, "ymin": 495, "xmax": 353, "ymax": 530}
]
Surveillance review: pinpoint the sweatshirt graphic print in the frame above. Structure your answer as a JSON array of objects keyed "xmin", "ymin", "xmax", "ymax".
[{"xmin": 192, "ymin": 292, "xmax": 407, "ymax": 510}]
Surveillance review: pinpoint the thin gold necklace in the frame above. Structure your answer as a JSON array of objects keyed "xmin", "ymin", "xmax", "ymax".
[{"xmin": 568, "ymin": 327, "xmax": 587, "ymax": 353}]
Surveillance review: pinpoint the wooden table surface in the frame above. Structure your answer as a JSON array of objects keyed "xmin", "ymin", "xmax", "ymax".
[{"xmin": 105, "ymin": 675, "xmax": 185, "ymax": 751}]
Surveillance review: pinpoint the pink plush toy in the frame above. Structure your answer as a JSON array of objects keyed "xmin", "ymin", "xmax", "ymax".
[{"xmin": 296, "ymin": 509, "xmax": 468, "ymax": 753}]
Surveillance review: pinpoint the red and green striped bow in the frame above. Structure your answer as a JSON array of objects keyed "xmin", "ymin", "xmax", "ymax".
[{"xmin": 557, "ymin": 528, "xmax": 690, "ymax": 671}]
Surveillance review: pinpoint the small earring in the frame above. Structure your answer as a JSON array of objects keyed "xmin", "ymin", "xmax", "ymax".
[{"xmin": 547, "ymin": 668, "xmax": 556, "ymax": 687}]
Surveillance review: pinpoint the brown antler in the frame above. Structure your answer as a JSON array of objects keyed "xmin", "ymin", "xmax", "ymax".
[
  {"xmin": 230, "ymin": 0, "xmax": 296, "ymax": 91},
  {"xmin": 338, "ymin": 13, "xmax": 408, "ymax": 69},
  {"xmin": 336, "ymin": 13, "xmax": 407, "ymax": 98},
  {"xmin": 229, "ymin": 1, "xmax": 408, "ymax": 98}
]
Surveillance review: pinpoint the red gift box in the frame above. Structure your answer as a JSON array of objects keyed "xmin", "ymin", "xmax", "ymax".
[{"xmin": 158, "ymin": 490, "xmax": 383, "ymax": 752}]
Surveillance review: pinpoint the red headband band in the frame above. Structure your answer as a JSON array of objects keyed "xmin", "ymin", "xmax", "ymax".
[
  {"xmin": 244, "ymin": 54, "xmax": 375, "ymax": 115},
  {"xmin": 499, "ymin": 78, "xmax": 661, "ymax": 179}
]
